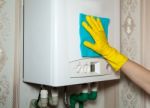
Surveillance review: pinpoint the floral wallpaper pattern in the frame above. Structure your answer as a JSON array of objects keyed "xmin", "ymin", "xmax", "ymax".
[
  {"xmin": 0, "ymin": 0, "xmax": 7, "ymax": 73},
  {"xmin": 0, "ymin": 0, "xmax": 5, "ymax": 9},
  {"xmin": 0, "ymin": 76, "xmax": 9, "ymax": 106},
  {"xmin": 122, "ymin": 13, "xmax": 135, "ymax": 36},
  {"xmin": 121, "ymin": 0, "xmax": 138, "ymax": 14},
  {"xmin": 120, "ymin": 0, "xmax": 144, "ymax": 108},
  {"xmin": 0, "ymin": 0, "xmax": 13, "ymax": 108},
  {"xmin": 0, "ymin": 44, "xmax": 7, "ymax": 73}
]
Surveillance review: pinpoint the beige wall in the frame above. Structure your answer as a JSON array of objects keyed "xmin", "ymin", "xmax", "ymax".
[
  {"xmin": 119, "ymin": 0, "xmax": 145, "ymax": 108},
  {"xmin": 0, "ymin": 0, "xmax": 149, "ymax": 108},
  {"xmin": 0, "ymin": 0, "xmax": 15, "ymax": 108},
  {"xmin": 142, "ymin": 0, "xmax": 150, "ymax": 107},
  {"xmin": 142, "ymin": 0, "xmax": 150, "ymax": 68}
]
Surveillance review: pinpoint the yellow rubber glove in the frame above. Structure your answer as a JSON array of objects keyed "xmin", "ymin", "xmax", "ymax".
[{"xmin": 82, "ymin": 16, "xmax": 128, "ymax": 71}]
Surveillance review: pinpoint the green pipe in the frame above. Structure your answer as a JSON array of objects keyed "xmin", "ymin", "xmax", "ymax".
[
  {"xmin": 76, "ymin": 93, "xmax": 89, "ymax": 102},
  {"xmin": 88, "ymin": 91, "xmax": 97, "ymax": 100},
  {"xmin": 70, "ymin": 94, "xmax": 77, "ymax": 108},
  {"xmin": 70, "ymin": 91, "xmax": 97, "ymax": 108},
  {"xmin": 79, "ymin": 102, "xmax": 84, "ymax": 108},
  {"xmin": 70, "ymin": 93, "xmax": 88, "ymax": 108}
]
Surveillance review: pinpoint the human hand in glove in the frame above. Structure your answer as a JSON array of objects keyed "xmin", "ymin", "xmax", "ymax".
[{"xmin": 82, "ymin": 16, "xmax": 128, "ymax": 71}]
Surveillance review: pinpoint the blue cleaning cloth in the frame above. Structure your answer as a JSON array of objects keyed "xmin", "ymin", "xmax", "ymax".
[{"xmin": 79, "ymin": 13, "xmax": 110, "ymax": 57}]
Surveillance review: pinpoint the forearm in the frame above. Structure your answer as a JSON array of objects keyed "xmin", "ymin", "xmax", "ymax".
[
  {"xmin": 81, "ymin": 16, "xmax": 150, "ymax": 94},
  {"xmin": 121, "ymin": 59, "xmax": 150, "ymax": 94}
]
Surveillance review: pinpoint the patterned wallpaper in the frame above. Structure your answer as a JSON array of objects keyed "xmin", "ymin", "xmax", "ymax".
[
  {"xmin": 0, "ymin": 0, "xmax": 149, "ymax": 108},
  {"xmin": 120, "ymin": 0, "xmax": 145, "ymax": 108},
  {"xmin": 0, "ymin": 0, "xmax": 15, "ymax": 108},
  {"xmin": 0, "ymin": 0, "xmax": 7, "ymax": 73},
  {"xmin": 0, "ymin": 0, "xmax": 9, "ymax": 107}
]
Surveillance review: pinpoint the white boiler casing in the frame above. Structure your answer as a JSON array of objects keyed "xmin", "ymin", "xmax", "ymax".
[{"xmin": 23, "ymin": 0, "xmax": 120, "ymax": 86}]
